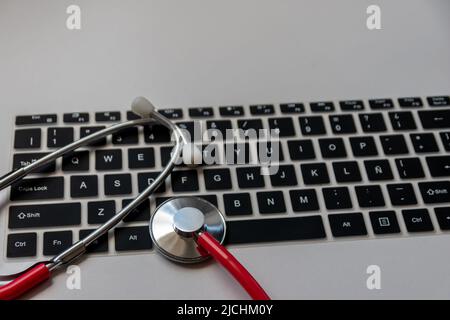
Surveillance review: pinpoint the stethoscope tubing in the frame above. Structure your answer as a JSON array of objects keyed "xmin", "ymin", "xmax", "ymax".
[{"xmin": 0, "ymin": 110, "xmax": 187, "ymax": 298}]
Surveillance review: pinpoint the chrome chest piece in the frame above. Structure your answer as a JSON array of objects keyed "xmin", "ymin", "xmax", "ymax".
[{"xmin": 150, "ymin": 197, "xmax": 226, "ymax": 263}]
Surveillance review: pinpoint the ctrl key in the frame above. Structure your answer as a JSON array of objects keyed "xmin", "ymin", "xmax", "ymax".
[
  {"xmin": 7, "ymin": 233, "xmax": 37, "ymax": 258},
  {"xmin": 402, "ymin": 209, "xmax": 434, "ymax": 232}
]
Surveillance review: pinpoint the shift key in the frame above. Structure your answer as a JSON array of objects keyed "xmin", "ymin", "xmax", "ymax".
[
  {"xmin": 9, "ymin": 203, "xmax": 81, "ymax": 229},
  {"xmin": 419, "ymin": 181, "xmax": 450, "ymax": 204},
  {"xmin": 10, "ymin": 177, "xmax": 64, "ymax": 201}
]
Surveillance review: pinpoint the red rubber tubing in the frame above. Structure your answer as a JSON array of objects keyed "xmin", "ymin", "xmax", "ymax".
[
  {"xmin": 0, "ymin": 263, "xmax": 50, "ymax": 300},
  {"xmin": 197, "ymin": 232, "xmax": 270, "ymax": 300}
]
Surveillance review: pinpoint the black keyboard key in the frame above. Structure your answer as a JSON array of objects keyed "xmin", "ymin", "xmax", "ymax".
[
  {"xmin": 80, "ymin": 126, "xmax": 107, "ymax": 146},
  {"xmin": 387, "ymin": 183, "xmax": 417, "ymax": 206},
  {"xmin": 226, "ymin": 216, "xmax": 326, "ymax": 244},
  {"xmin": 128, "ymin": 148, "xmax": 155, "ymax": 169},
  {"xmin": 389, "ymin": 111, "xmax": 417, "ymax": 130},
  {"xmin": 202, "ymin": 144, "xmax": 220, "ymax": 165},
  {"xmin": 257, "ymin": 141, "xmax": 284, "ymax": 162},
  {"xmin": 206, "ymin": 120, "xmax": 233, "ymax": 140},
  {"xmin": 8, "ymin": 203, "xmax": 81, "ymax": 229},
  {"xmin": 340, "ymin": 100, "xmax": 365, "ymax": 111},
  {"xmin": 287, "ymin": 140, "xmax": 316, "ymax": 160},
  {"xmin": 144, "ymin": 124, "xmax": 171, "ymax": 143},
  {"xmin": 329, "ymin": 115, "xmax": 357, "ymax": 134},
  {"xmin": 398, "ymin": 97, "xmax": 423, "ymax": 108},
  {"xmin": 299, "ymin": 116, "xmax": 326, "ymax": 135},
  {"xmin": 355, "ymin": 185, "xmax": 385, "ymax": 207},
  {"xmin": 223, "ymin": 193, "xmax": 253, "ymax": 216},
  {"xmin": 63, "ymin": 112, "xmax": 89, "ymax": 123},
  {"xmin": 440, "ymin": 132, "xmax": 450, "ymax": 151},
  {"xmin": 359, "ymin": 113, "xmax": 387, "ymax": 132},
  {"xmin": 369, "ymin": 211, "xmax": 401, "ymax": 234},
  {"xmin": 419, "ymin": 110, "xmax": 450, "ymax": 129},
  {"xmin": 16, "ymin": 114, "xmax": 57, "ymax": 126},
  {"xmin": 411, "ymin": 133, "xmax": 439, "ymax": 153},
  {"xmin": 171, "ymin": 170, "xmax": 199, "ymax": 192},
  {"xmin": 138, "ymin": 172, "xmax": 166, "ymax": 193},
  {"xmin": 47, "ymin": 127, "xmax": 74, "ymax": 148},
  {"xmin": 269, "ymin": 165, "xmax": 298, "ymax": 187},
  {"xmin": 127, "ymin": 111, "xmax": 141, "ymax": 120},
  {"xmin": 219, "ymin": 106, "xmax": 244, "ymax": 116},
  {"xmin": 418, "ymin": 181, "xmax": 450, "ymax": 204},
  {"xmin": 426, "ymin": 156, "xmax": 450, "ymax": 177},
  {"xmin": 349, "ymin": 137, "xmax": 378, "ymax": 157},
  {"xmin": 160, "ymin": 146, "xmax": 177, "ymax": 167},
  {"xmin": 268, "ymin": 117, "xmax": 296, "ymax": 137},
  {"xmin": 380, "ymin": 135, "xmax": 409, "ymax": 155},
  {"xmin": 280, "ymin": 103, "xmax": 305, "ymax": 113},
  {"xmin": 115, "ymin": 226, "xmax": 152, "ymax": 251},
  {"xmin": 323, "ymin": 187, "xmax": 352, "ymax": 210},
  {"xmin": 236, "ymin": 167, "xmax": 265, "ymax": 188},
  {"xmin": 122, "ymin": 199, "xmax": 150, "ymax": 222},
  {"xmin": 364, "ymin": 160, "xmax": 394, "ymax": 181},
  {"xmin": 95, "ymin": 111, "xmax": 121, "ymax": 122},
  {"xmin": 402, "ymin": 209, "xmax": 434, "ymax": 232},
  {"xmin": 79, "ymin": 229, "xmax": 109, "ymax": 253},
  {"xmin": 62, "ymin": 151, "xmax": 90, "ymax": 171},
  {"xmin": 225, "ymin": 143, "xmax": 251, "ymax": 164},
  {"xmin": 369, "ymin": 98, "xmax": 394, "ymax": 110},
  {"xmin": 13, "ymin": 152, "xmax": 55, "ymax": 173},
  {"xmin": 7, "ymin": 233, "xmax": 37, "ymax": 257},
  {"xmin": 104, "ymin": 174, "xmax": 132, "ymax": 195},
  {"xmin": 250, "ymin": 104, "xmax": 275, "ymax": 115},
  {"xmin": 71, "ymin": 175, "xmax": 98, "ymax": 198},
  {"xmin": 333, "ymin": 161, "xmax": 362, "ymax": 183},
  {"xmin": 189, "ymin": 107, "xmax": 214, "ymax": 118},
  {"xmin": 95, "ymin": 149, "xmax": 122, "ymax": 170},
  {"xmin": 88, "ymin": 201, "xmax": 116, "ymax": 224},
  {"xmin": 112, "ymin": 127, "xmax": 139, "ymax": 145},
  {"xmin": 177, "ymin": 121, "xmax": 201, "ymax": 142},
  {"xmin": 428, "ymin": 96, "xmax": 450, "ymax": 107},
  {"xmin": 256, "ymin": 191, "xmax": 286, "ymax": 214},
  {"xmin": 10, "ymin": 177, "xmax": 64, "ymax": 201},
  {"xmin": 435, "ymin": 207, "xmax": 450, "ymax": 230},
  {"xmin": 300, "ymin": 163, "xmax": 330, "ymax": 185},
  {"xmin": 14, "ymin": 129, "xmax": 41, "ymax": 149},
  {"xmin": 310, "ymin": 101, "xmax": 334, "ymax": 112},
  {"xmin": 395, "ymin": 158, "xmax": 425, "ymax": 179},
  {"xmin": 237, "ymin": 119, "xmax": 264, "ymax": 139},
  {"xmin": 328, "ymin": 213, "xmax": 367, "ymax": 237},
  {"xmin": 289, "ymin": 189, "xmax": 319, "ymax": 212},
  {"xmin": 319, "ymin": 138, "xmax": 347, "ymax": 158},
  {"xmin": 158, "ymin": 108, "xmax": 183, "ymax": 119},
  {"xmin": 203, "ymin": 168, "xmax": 232, "ymax": 190},
  {"xmin": 43, "ymin": 231, "xmax": 73, "ymax": 256}
]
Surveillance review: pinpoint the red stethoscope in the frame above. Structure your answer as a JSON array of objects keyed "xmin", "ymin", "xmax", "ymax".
[{"xmin": 0, "ymin": 97, "xmax": 270, "ymax": 300}]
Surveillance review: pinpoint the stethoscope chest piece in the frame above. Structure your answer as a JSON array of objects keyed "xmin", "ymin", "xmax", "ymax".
[{"xmin": 150, "ymin": 197, "xmax": 226, "ymax": 264}]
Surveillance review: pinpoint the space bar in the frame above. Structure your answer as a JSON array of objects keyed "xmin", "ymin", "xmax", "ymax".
[{"xmin": 226, "ymin": 216, "xmax": 326, "ymax": 244}]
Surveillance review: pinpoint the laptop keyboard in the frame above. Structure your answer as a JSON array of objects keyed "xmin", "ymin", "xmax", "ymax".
[{"xmin": 4, "ymin": 96, "xmax": 450, "ymax": 260}]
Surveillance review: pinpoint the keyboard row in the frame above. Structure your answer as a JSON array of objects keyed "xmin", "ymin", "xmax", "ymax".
[
  {"xmin": 12, "ymin": 133, "xmax": 450, "ymax": 173},
  {"xmin": 8, "ymin": 173, "xmax": 450, "ymax": 213},
  {"xmin": 7, "ymin": 206, "xmax": 450, "ymax": 258},
  {"xmin": 10, "ymin": 154, "xmax": 450, "ymax": 200},
  {"xmin": 13, "ymin": 110, "xmax": 450, "ymax": 149},
  {"xmin": 14, "ymin": 96, "xmax": 450, "ymax": 126}
]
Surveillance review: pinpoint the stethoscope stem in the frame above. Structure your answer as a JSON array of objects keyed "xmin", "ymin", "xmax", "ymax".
[{"xmin": 196, "ymin": 232, "xmax": 270, "ymax": 300}]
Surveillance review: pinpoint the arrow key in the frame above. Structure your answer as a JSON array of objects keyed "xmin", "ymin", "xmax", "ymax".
[{"xmin": 435, "ymin": 207, "xmax": 450, "ymax": 230}]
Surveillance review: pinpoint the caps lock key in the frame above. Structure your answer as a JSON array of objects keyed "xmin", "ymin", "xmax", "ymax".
[{"xmin": 10, "ymin": 177, "xmax": 64, "ymax": 201}]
